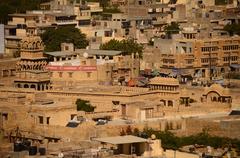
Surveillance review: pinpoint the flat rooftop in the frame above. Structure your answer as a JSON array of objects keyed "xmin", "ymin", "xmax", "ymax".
[
  {"xmin": 94, "ymin": 135, "xmax": 148, "ymax": 145},
  {"xmin": 76, "ymin": 49, "xmax": 122, "ymax": 56}
]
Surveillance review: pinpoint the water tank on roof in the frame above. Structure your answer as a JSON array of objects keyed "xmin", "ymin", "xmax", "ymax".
[
  {"xmin": 14, "ymin": 142, "xmax": 24, "ymax": 152},
  {"xmin": 29, "ymin": 146, "xmax": 37, "ymax": 155},
  {"xmin": 39, "ymin": 147, "xmax": 46, "ymax": 155}
]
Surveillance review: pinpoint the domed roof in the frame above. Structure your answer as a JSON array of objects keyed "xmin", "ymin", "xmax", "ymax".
[
  {"xmin": 20, "ymin": 36, "xmax": 44, "ymax": 51},
  {"xmin": 149, "ymin": 77, "xmax": 179, "ymax": 85},
  {"xmin": 206, "ymin": 84, "xmax": 230, "ymax": 96}
]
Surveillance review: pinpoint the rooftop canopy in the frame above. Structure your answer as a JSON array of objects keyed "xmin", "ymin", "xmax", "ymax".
[
  {"xmin": 44, "ymin": 51, "xmax": 76, "ymax": 57},
  {"xmin": 76, "ymin": 49, "xmax": 122, "ymax": 56},
  {"xmin": 94, "ymin": 135, "xmax": 148, "ymax": 145}
]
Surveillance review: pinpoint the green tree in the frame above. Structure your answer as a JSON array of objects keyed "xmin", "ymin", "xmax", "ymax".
[
  {"xmin": 41, "ymin": 26, "xmax": 88, "ymax": 52},
  {"xmin": 156, "ymin": 131, "xmax": 180, "ymax": 150},
  {"xmin": 103, "ymin": 5, "xmax": 121, "ymax": 13},
  {"xmin": 126, "ymin": 125, "xmax": 133, "ymax": 135},
  {"xmin": 164, "ymin": 22, "xmax": 180, "ymax": 39},
  {"xmin": 120, "ymin": 128, "xmax": 126, "ymax": 136},
  {"xmin": 224, "ymin": 23, "xmax": 240, "ymax": 36},
  {"xmin": 140, "ymin": 128, "xmax": 240, "ymax": 150},
  {"xmin": 133, "ymin": 128, "xmax": 140, "ymax": 136},
  {"xmin": 100, "ymin": 39, "xmax": 143, "ymax": 57},
  {"xmin": 76, "ymin": 99, "xmax": 95, "ymax": 112},
  {"xmin": 0, "ymin": 3, "xmax": 13, "ymax": 24},
  {"xmin": 99, "ymin": 0, "xmax": 109, "ymax": 8},
  {"xmin": 215, "ymin": 0, "xmax": 233, "ymax": 5}
]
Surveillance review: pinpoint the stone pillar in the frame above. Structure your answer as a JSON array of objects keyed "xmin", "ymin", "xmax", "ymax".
[
  {"xmin": 161, "ymin": 121, "xmax": 166, "ymax": 131},
  {"xmin": 43, "ymin": 117, "xmax": 46, "ymax": 125},
  {"xmin": 8, "ymin": 70, "xmax": 11, "ymax": 76}
]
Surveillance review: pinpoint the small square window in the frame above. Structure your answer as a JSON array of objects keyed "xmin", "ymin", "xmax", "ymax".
[
  {"xmin": 47, "ymin": 117, "xmax": 50, "ymax": 125},
  {"xmin": 39, "ymin": 116, "xmax": 44, "ymax": 124},
  {"xmin": 59, "ymin": 72, "xmax": 63, "ymax": 77},
  {"xmin": 82, "ymin": 61, "xmax": 86, "ymax": 65},
  {"xmin": 87, "ymin": 72, "xmax": 91, "ymax": 78},
  {"xmin": 69, "ymin": 72, "xmax": 73, "ymax": 78},
  {"xmin": 3, "ymin": 113, "xmax": 8, "ymax": 121},
  {"xmin": 65, "ymin": 46, "xmax": 69, "ymax": 50}
]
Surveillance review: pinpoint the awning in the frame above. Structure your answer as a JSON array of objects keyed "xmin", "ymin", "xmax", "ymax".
[
  {"xmin": 94, "ymin": 135, "xmax": 148, "ymax": 145},
  {"xmin": 230, "ymin": 64, "xmax": 240, "ymax": 69},
  {"xmin": 66, "ymin": 121, "xmax": 79, "ymax": 128},
  {"xmin": 229, "ymin": 110, "xmax": 240, "ymax": 115}
]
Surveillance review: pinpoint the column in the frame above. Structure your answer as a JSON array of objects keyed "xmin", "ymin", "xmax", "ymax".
[
  {"xmin": 43, "ymin": 117, "xmax": 46, "ymax": 125},
  {"xmin": 8, "ymin": 70, "xmax": 11, "ymax": 76}
]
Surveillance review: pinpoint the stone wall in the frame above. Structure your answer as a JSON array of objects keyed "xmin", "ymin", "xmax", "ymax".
[{"xmin": 177, "ymin": 117, "xmax": 240, "ymax": 139}]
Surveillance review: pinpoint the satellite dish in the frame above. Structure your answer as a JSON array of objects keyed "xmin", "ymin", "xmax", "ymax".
[
  {"xmin": 151, "ymin": 134, "xmax": 156, "ymax": 140},
  {"xmin": 83, "ymin": 52, "xmax": 88, "ymax": 58}
]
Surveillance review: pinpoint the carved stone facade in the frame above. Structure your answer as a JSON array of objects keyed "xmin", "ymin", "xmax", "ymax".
[{"xmin": 14, "ymin": 36, "xmax": 50, "ymax": 91}]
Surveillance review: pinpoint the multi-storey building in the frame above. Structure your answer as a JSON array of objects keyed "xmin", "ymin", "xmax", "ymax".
[
  {"xmin": 45, "ymin": 49, "xmax": 140, "ymax": 88},
  {"xmin": 4, "ymin": 0, "xmax": 103, "ymax": 56},
  {"xmin": 154, "ymin": 32, "xmax": 240, "ymax": 81}
]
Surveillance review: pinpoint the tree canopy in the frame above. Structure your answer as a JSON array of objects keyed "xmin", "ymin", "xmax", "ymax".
[
  {"xmin": 0, "ymin": 0, "xmax": 50, "ymax": 24},
  {"xmin": 76, "ymin": 99, "xmax": 95, "ymax": 112},
  {"xmin": 164, "ymin": 22, "xmax": 180, "ymax": 39},
  {"xmin": 140, "ymin": 128, "xmax": 240, "ymax": 150},
  {"xmin": 215, "ymin": 0, "xmax": 233, "ymax": 5},
  {"xmin": 224, "ymin": 23, "xmax": 240, "ymax": 36},
  {"xmin": 103, "ymin": 6, "xmax": 122, "ymax": 13},
  {"xmin": 100, "ymin": 39, "xmax": 144, "ymax": 57},
  {"xmin": 41, "ymin": 26, "xmax": 88, "ymax": 52}
]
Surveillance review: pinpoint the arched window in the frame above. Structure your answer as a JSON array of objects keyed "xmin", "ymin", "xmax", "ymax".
[
  {"xmin": 213, "ymin": 97, "xmax": 217, "ymax": 102},
  {"xmin": 160, "ymin": 99, "xmax": 166, "ymax": 106},
  {"xmin": 24, "ymin": 84, "xmax": 29, "ymax": 88},
  {"xmin": 30, "ymin": 84, "xmax": 36, "ymax": 89},
  {"xmin": 168, "ymin": 100, "xmax": 173, "ymax": 107}
]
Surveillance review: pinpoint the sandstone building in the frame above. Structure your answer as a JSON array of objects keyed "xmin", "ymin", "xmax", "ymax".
[
  {"xmin": 14, "ymin": 36, "xmax": 50, "ymax": 91},
  {"xmin": 143, "ymin": 33, "xmax": 240, "ymax": 83}
]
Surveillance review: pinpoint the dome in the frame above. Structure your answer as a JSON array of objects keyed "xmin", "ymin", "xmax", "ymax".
[
  {"xmin": 208, "ymin": 84, "xmax": 230, "ymax": 96},
  {"xmin": 20, "ymin": 36, "xmax": 44, "ymax": 51}
]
